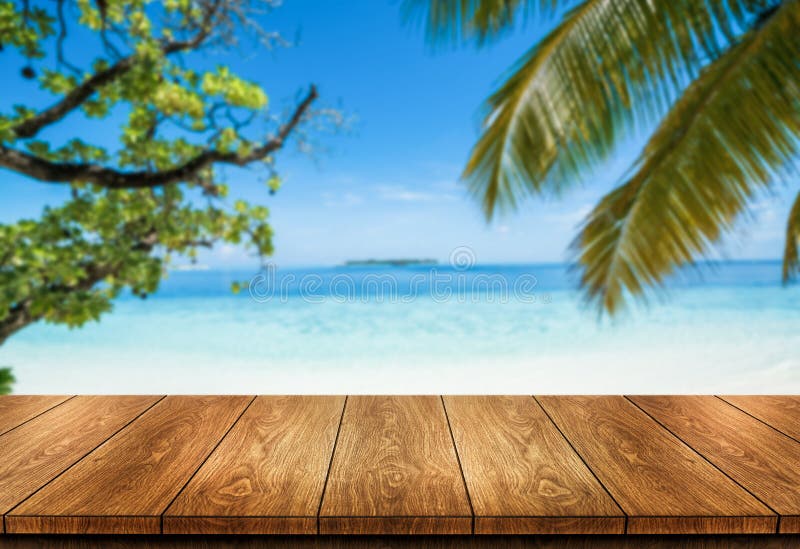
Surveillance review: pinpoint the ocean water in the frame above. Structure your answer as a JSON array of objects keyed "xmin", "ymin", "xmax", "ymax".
[{"xmin": 3, "ymin": 261, "xmax": 799, "ymax": 393}]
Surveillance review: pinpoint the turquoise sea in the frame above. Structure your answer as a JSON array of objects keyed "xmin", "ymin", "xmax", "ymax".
[{"xmin": 3, "ymin": 261, "xmax": 799, "ymax": 393}]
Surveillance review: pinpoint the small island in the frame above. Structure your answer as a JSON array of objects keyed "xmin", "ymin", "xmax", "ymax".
[{"xmin": 343, "ymin": 258, "xmax": 438, "ymax": 267}]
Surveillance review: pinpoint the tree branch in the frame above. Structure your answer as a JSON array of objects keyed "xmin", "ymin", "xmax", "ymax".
[
  {"xmin": 55, "ymin": 0, "xmax": 82, "ymax": 75},
  {"xmin": 10, "ymin": 1, "xmax": 223, "ymax": 140},
  {"xmin": 0, "ymin": 261, "xmax": 120, "ymax": 346},
  {"xmin": 0, "ymin": 300, "xmax": 35, "ymax": 347},
  {"xmin": 12, "ymin": 58, "xmax": 135, "ymax": 140},
  {"xmin": 1, "ymin": 85, "xmax": 318, "ymax": 189}
]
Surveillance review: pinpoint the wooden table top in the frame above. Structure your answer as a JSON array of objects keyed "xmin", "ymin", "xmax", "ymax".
[{"xmin": 0, "ymin": 395, "xmax": 798, "ymax": 536}]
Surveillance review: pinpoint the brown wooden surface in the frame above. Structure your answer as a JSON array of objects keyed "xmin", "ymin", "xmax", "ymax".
[
  {"xmin": 320, "ymin": 517, "xmax": 471, "ymax": 535},
  {"xmin": 630, "ymin": 395, "xmax": 800, "ymax": 534},
  {"xmin": 536, "ymin": 396, "xmax": 776, "ymax": 534},
  {"xmin": 7, "ymin": 517, "xmax": 158, "ymax": 535},
  {"xmin": 2, "ymin": 535, "xmax": 800, "ymax": 549},
  {"xmin": 7, "ymin": 395, "xmax": 252, "ymax": 534},
  {"xmin": 721, "ymin": 396, "xmax": 800, "ymax": 442},
  {"xmin": 442, "ymin": 396, "xmax": 624, "ymax": 535},
  {"xmin": 0, "ymin": 395, "xmax": 160, "ymax": 520},
  {"xmin": 319, "ymin": 396, "xmax": 471, "ymax": 535},
  {"xmin": 1, "ymin": 395, "xmax": 798, "ymax": 537},
  {"xmin": 164, "ymin": 396, "xmax": 345, "ymax": 535},
  {"xmin": 0, "ymin": 395, "xmax": 71, "ymax": 436},
  {"xmin": 163, "ymin": 517, "xmax": 317, "ymax": 535},
  {"xmin": 475, "ymin": 517, "xmax": 625, "ymax": 535}
]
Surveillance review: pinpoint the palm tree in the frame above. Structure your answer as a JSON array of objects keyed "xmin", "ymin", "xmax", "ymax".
[{"xmin": 404, "ymin": 0, "xmax": 800, "ymax": 314}]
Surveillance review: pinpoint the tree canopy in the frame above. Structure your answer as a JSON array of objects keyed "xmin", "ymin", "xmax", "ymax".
[{"xmin": 0, "ymin": 0, "xmax": 318, "ymax": 345}]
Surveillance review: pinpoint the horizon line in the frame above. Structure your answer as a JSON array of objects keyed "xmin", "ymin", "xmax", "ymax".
[{"xmin": 169, "ymin": 257, "xmax": 787, "ymax": 272}]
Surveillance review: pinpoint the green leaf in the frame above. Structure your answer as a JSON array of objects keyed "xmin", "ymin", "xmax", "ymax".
[
  {"xmin": 0, "ymin": 367, "xmax": 14, "ymax": 395},
  {"xmin": 403, "ymin": 0, "xmax": 563, "ymax": 46},
  {"xmin": 783, "ymin": 191, "xmax": 800, "ymax": 285},
  {"xmin": 266, "ymin": 175, "xmax": 282, "ymax": 193}
]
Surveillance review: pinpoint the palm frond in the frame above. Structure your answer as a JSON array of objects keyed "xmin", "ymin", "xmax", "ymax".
[
  {"xmin": 460, "ymin": 0, "xmax": 776, "ymax": 219},
  {"xmin": 574, "ymin": 0, "xmax": 800, "ymax": 314},
  {"xmin": 402, "ymin": 0, "xmax": 563, "ymax": 46},
  {"xmin": 783, "ymin": 191, "xmax": 800, "ymax": 284}
]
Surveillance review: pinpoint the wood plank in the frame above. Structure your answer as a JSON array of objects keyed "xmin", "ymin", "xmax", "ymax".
[
  {"xmin": 536, "ymin": 396, "xmax": 776, "ymax": 534},
  {"xmin": 630, "ymin": 396, "xmax": 800, "ymax": 534},
  {"xmin": 475, "ymin": 517, "xmax": 624, "ymax": 535},
  {"xmin": 0, "ymin": 535, "xmax": 799, "ymax": 549},
  {"xmin": 0, "ymin": 396, "xmax": 160, "ymax": 521},
  {"xmin": 442, "ymin": 396, "xmax": 624, "ymax": 534},
  {"xmin": 8, "ymin": 517, "xmax": 155, "ymax": 535},
  {"xmin": 721, "ymin": 396, "xmax": 800, "ymax": 442},
  {"xmin": 319, "ymin": 396, "xmax": 471, "ymax": 535},
  {"xmin": 7, "ymin": 395, "xmax": 252, "ymax": 534},
  {"xmin": 164, "ymin": 396, "xmax": 345, "ymax": 534},
  {"xmin": 0, "ymin": 396, "xmax": 71, "ymax": 436},
  {"xmin": 320, "ymin": 517, "xmax": 469, "ymax": 535}
]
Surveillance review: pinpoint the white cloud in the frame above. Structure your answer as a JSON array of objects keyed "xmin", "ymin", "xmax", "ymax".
[
  {"xmin": 376, "ymin": 184, "xmax": 458, "ymax": 203},
  {"xmin": 321, "ymin": 191, "xmax": 364, "ymax": 207}
]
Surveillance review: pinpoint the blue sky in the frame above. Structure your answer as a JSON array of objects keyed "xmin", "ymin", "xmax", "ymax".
[{"xmin": 1, "ymin": 0, "xmax": 794, "ymax": 268}]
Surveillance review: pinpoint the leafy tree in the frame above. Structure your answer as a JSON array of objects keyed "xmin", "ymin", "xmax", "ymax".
[
  {"xmin": 0, "ymin": 367, "xmax": 14, "ymax": 394},
  {"xmin": 406, "ymin": 0, "xmax": 799, "ymax": 313},
  {"xmin": 0, "ymin": 0, "xmax": 319, "ymax": 346}
]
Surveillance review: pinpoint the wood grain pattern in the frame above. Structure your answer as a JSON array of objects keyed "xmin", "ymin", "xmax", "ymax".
[
  {"xmin": 630, "ymin": 396, "xmax": 800, "ymax": 534},
  {"xmin": 476, "ymin": 517, "xmax": 627, "ymax": 535},
  {"xmin": 7, "ymin": 516, "xmax": 158, "ymax": 535},
  {"xmin": 0, "ymin": 396, "xmax": 71, "ymax": 436},
  {"xmin": 0, "ymin": 395, "xmax": 160, "ymax": 518},
  {"xmin": 720, "ymin": 396, "xmax": 800, "ymax": 442},
  {"xmin": 320, "ymin": 517, "xmax": 471, "ymax": 535},
  {"xmin": 164, "ymin": 396, "xmax": 345, "ymax": 534},
  {"xmin": 782, "ymin": 517, "xmax": 800, "ymax": 535},
  {"xmin": 626, "ymin": 517, "xmax": 778, "ymax": 535},
  {"xmin": 1, "ymin": 535, "xmax": 800, "ymax": 549},
  {"xmin": 1, "ymin": 395, "xmax": 798, "ymax": 538},
  {"xmin": 319, "ymin": 396, "xmax": 471, "ymax": 535},
  {"xmin": 536, "ymin": 396, "xmax": 776, "ymax": 534},
  {"xmin": 7, "ymin": 396, "xmax": 252, "ymax": 534},
  {"xmin": 163, "ymin": 517, "xmax": 316, "ymax": 535},
  {"xmin": 443, "ymin": 396, "xmax": 624, "ymax": 535}
]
